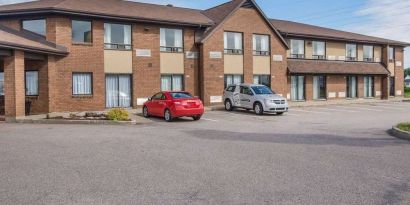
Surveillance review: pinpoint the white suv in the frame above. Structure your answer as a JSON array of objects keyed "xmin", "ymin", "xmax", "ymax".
[{"xmin": 223, "ymin": 84, "xmax": 289, "ymax": 115}]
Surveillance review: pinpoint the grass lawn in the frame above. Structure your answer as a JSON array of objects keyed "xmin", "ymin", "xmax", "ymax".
[
  {"xmin": 397, "ymin": 123, "xmax": 410, "ymax": 132},
  {"xmin": 405, "ymin": 87, "xmax": 410, "ymax": 98}
]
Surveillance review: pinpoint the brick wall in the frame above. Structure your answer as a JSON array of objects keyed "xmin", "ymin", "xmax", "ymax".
[
  {"xmin": 201, "ymin": 7, "xmax": 288, "ymax": 105},
  {"xmin": 25, "ymin": 60, "xmax": 49, "ymax": 114},
  {"xmin": 0, "ymin": 59, "xmax": 3, "ymax": 115},
  {"xmin": 395, "ymin": 47, "xmax": 404, "ymax": 96},
  {"xmin": 46, "ymin": 16, "xmax": 105, "ymax": 112}
]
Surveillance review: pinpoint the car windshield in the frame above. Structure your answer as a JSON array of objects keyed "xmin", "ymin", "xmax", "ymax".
[
  {"xmin": 170, "ymin": 92, "xmax": 193, "ymax": 99},
  {"xmin": 251, "ymin": 86, "xmax": 274, "ymax": 95}
]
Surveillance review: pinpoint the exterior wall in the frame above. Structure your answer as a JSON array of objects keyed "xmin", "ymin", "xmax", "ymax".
[
  {"xmin": 25, "ymin": 60, "xmax": 49, "ymax": 114},
  {"xmin": 374, "ymin": 46, "xmax": 382, "ymax": 62},
  {"xmin": 224, "ymin": 55, "xmax": 244, "ymax": 74},
  {"xmin": 305, "ymin": 41, "xmax": 312, "ymax": 59},
  {"xmin": 46, "ymin": 16, "xmax": 106, "ymax": 112},
  {"xmin": 4, "ymin": 50, "xmax": 25, "ymax": 120},
  {"xmin": 253, "ymin": 56, "xmax": 270, "ymax": 74},
  {"xmin": 395, "ymin": 47, "xmax": 404, "ymax": 96},
  {"xmin": 326, "ymin": 42, "xmax": 345, "ymax": 60},
  {"xmin": 104, "ymin": 50, "xmax": 133, "ymax": 73},
  {"xmin": 201, "ymin": 7, "xmax": 288, "ymax": 105},
  {"xmin": 0, "ymin": 59, "xmax": 4, "ymax": 115},
  {"xmin": 160, "ymin": 53, "xmax": 184, "ymax": 74}
]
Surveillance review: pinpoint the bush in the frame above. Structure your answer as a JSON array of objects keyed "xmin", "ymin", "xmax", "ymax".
[
  {"xmin": 397, "ymin": 123, "xmax": 410, "ymax": 132},
  {"xmin": 405, "ymin": 87, "xmax": 410, "ymax": 98},
  {"xmin": 107, "ymin": 108, "xmax": 130, "ymax": 121}
]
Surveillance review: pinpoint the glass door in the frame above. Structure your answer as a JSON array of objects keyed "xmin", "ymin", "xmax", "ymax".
[
  {"xmin": 389, "ymin": 77, "xmax": 395, "ymax": 96},
  {"xmin": 346, "ymin": 76, "xmax": 358, "ymax": 98},
  {"xmin": 106, "ymin": 74, "xmax": 131, "ymax": 108}
]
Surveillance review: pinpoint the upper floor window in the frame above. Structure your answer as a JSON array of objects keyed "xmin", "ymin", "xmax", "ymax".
[
  {"xmin": 253, "ymin": 34, "xmax": 269, "ymax": 56},
  {"xmin": 363, "ymin": 45, "xmax": 374, "ymax": 62},
  {"xmin": 312, "ymin": 41, "xmax": 325, "ymax": 59},
  {"xmin": 346, "ymin": 44, "xmax": 357, "ymax": 61},
  {"xmin": 72, "ymin": 20, "xmax": 92, "ymax": 43},
  {"xmin": 22, "ymin": 19, "xmax": 46, "ymax": 36},
  {"xmin": 224, "ymin": 32, "xmax": 243, "ymax": 55},
  {"xmin": 160, "ymin": 28, "xmax": 183, "ymax": 52},
  {"xmin": 104, "ymin": 23, "xmax": 131, "ymax": 50},
  {"xmin": 290, "ymin": 39, "xmax": 304, "ymax": 58},
  {"xmin": 389, "ymin": 47, "xmax": 395, "ymax": 62}
]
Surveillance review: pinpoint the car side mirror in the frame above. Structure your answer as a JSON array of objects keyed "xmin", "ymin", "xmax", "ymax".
[
  {"xmin": 148, "ymin": 97, "xmax": 152, "ymax": 101},
  {"xmin": 248, "ymin": 91, "xmax": 254, "ymax": 96}
]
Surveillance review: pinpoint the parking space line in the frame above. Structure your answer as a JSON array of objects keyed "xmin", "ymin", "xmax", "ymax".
[
  {"xmin": 334, "ymin": 105, "xmax": 383, "ymax": 112},
  {"xmin": 291, "ymin": 109, "xmax": 330, "ymax": 114},
  {"xmin": 314, "ymin": 107, "xmax": 359, "ymax": 113},
  {"xmin": 355, "ymin": 104, "xmax": 407, "ymax": 110},
  {"xmin": 202, "ymin": 118, "xmax": 219, "ymax": 122}
]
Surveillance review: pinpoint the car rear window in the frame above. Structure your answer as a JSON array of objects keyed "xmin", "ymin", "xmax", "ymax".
[{"xmin": 170, "ymin": 92, "xmax": 193, "ymax": 99}]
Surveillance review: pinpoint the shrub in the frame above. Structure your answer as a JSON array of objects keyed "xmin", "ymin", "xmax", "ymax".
[
  {"xmin": 107, "ymin": 108, "xmax": 130, "ymax": 121},
  {"xmin": 397, "ymin": 123, "xmax": 410, "ymax": 132}
]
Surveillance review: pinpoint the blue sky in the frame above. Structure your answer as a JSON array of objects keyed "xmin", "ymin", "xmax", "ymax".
[{"xmin": 1, "ymin": 0, "xmax": 409, "ymax": 68}]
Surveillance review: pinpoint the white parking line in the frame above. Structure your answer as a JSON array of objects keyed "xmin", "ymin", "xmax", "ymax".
[
  {"xmin": 334, "ymin": 105, "xmax": 383, "ymax": 112},
  {"xmin": 314, "ymin": 107, "xmax": 359, "ymax": 113},
  {"xmin": 202, "ymin": 118, "xmax": 219, "ymax": 122},
  {"xmin": 291, "ymin": 109, "xmax": 330, "ymax": 114}
]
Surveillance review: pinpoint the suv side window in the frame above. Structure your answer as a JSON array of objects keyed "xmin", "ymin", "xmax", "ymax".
[
  {"xmin": 240, "ymin": 86, "xmax": 253, "ymax": 95},
  {"xmin": 226, "ymin": 86, "xmax": 236, "ymax": 92}
]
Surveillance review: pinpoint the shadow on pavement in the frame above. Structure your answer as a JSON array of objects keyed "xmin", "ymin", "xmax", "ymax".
[{"xmin": 186, "ymin": 129, "xmax": 410, "ymax": 147}]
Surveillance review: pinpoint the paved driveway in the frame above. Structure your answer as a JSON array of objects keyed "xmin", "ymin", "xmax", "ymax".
[{"xmin": 1, "ymin": 102, "xmax": 410, "ymax": 205}]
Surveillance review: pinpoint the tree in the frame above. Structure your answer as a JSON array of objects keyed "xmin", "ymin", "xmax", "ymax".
[{"xmin": 405, "ymin": 68, "xmax": 410, "ymax": 78}]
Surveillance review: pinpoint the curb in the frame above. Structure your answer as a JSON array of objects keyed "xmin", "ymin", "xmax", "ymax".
[
  {"xmin": 14, "ymin": 119, "xmax": 146, "ymax": 126},
  {"xmin": 391, "ymin": 126, "xmax": 410, "ymax": 141}
]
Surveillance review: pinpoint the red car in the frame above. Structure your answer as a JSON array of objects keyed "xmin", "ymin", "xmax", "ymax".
[{"xmin": 143, "ymin": 91, "xmax": 204, "ymax": 122}]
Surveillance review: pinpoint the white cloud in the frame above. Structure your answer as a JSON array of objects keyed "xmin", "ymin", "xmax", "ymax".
[{"xmin": 347, "ymin": 0, "xmax": 410, "ymax": 68}]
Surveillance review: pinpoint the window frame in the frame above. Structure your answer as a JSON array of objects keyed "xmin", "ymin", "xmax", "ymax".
[
  {"xmin": 160, "ymin": 27, "xmax": 184, "ymax": 53},
  {"xmin": 363, "ymin": 45, "xmax": 374, "ymax": 62},
  {"xmin": 103, "ymin": 22, "xmax": 132, "ymax": 50},
  {"xmin": 364, "ymin": 76, "xmax": 375, "ymax": 98},
  {"xmin": 21, "ymin": 18, "xmax": 46, "ymax": 37},
  {"xmin": 389, "ymin": 47, "xmax": 395, "ymax": 62},
  {"xmin": 160, "ymin": 74, "xmax": 184, "ymax": 91},
  {"xmin": 224, "ymin": 31, "xmax": 244, "ymax": 55},
  {"xmin": 290, "ymin": 75, "xmax": 306, "ymax": 101},
  {"xmin": 72, "ymin": 72, "xmax": 93, "ymax": 96},
  {"xmin": 253, "ymin": 34, "xmax": 270, "ymax": 56},
  {"xmin": 346, "ymin": 43, "xmax": 358, "ymax": 61},
  {"xmin": 313, "ymin": 75, "xmax": 327, "ymax": 100},
  {"xmin": 25, "ymin": 70, "xmax": 39, "ymax": 96},
  {"xmin": 312, "ymin": 41, "xmax": 326, "ymax": 60},
  {"xmin": 346, "ymin": 75, "xmax": 359, "ymax": 99},
  {"xmin": 290, "ymin": 39, "xmax": 305, "ymax": 59},
  {"xmin": 71, "ymin": 19, "xmax": 93, "ymax": 44},
  {"xmin": 253, "ymin": 75, "xmax": 271, "ymax": 88},
  {"xmin": 224, "ymin": 74, "xmax": 243, "ymax": 88}
]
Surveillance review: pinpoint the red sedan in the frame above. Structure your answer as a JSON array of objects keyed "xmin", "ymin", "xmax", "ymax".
[{"xmin": 143, "ymin": 91, "xmax": 204, "ymax": 122}]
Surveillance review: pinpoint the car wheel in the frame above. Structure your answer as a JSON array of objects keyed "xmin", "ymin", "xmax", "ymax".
[
  {"xmin": 225, "ymin": 100, "xmax": 233, "ymax": 111},
  {"xmin": 143, "ymin": 106, "xmax": 150, "ymax": 118},
  {"xmin": 164, "ymin": 109, "xmax": 173, "ymax": 122},
  {"xmin": 254, "ymin": 103, "xmax": 264, "ymax": 115},
  {"xmin": 193, "ymin": 115, "xmax": 202, "ymax": 121},
  {"xmin": 276, "ymin": 112, "xmax": 284, "ymax": 115}
]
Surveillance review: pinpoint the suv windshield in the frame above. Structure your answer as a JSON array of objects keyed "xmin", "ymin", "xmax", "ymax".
[
  {"xmin": 170, "ymin": 92, "xmax": 193, "ymax": 99},
  {"xmin": 251, "ymin": 86, "xmax": 274, "ymax": 95}
]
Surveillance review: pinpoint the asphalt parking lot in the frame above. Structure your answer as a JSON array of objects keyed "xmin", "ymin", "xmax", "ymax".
[{"xmin": 1, "ymin": 101, "xmax": 410, "ymax": 204}]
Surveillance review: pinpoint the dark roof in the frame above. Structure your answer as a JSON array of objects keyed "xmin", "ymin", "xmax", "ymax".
[
  {"xmin": 0, "ymin": 0, "xmax": 214, "ymax": 26},
  {"xmin": 0, "ymin": 24, "xmax": 68, "ymax": 55},
  {"xmin": 201, "ymin": 0, "xmax": 288, "ymax": 47},
  {"xmin": 288, "ymin": 59, "xmax": 389, "ymax": 75},
  {"xmin": 270, "ymin": 19, "xmax": 410, "ymax": 47}
]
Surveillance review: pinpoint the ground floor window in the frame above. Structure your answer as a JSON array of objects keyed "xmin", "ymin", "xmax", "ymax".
[
  {"xmin": 0, "ymin": 72, "xmax": 3, "ymax": 96},
  {"xmin": 225, "ymin": 74, "xmax": 243, "ymax": 88},
  {"xmin": 161, "ymin": 74, "xmax": 184, "ymax": 91},
  {"xmin": 106, "ymin": 74, "xmax": 132, "ymax": 108},
  {"xmin": 253, "ymin": 75, "xmax": 271, "ymax": 87},
  {"xmin": 72, "ymin": 73, "xmax": 92, "ymax": 95},
  {"xmin": 389, "ymin": 76, "xmax": 395, "ymax": 96},
  {"xmin": 364, "ymin": 76, "xmax": 374, "ymax": 98},
  {"xmin": 313, "ymin": 75, "xmax": 327, "ymax": 100},
  {"xmin": 25, "ymin": 71, "xmax": 38, "ymax": 96},
  {"xmin": 291, "ymin": 75, "xmax": 305, "ymax": 101},
  {"xmin": 346, "ymin": 76, "xmax": 358, "ymax": 98}
]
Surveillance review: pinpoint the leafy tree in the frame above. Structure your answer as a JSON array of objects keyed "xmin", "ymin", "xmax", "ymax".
[{"xmin": 405, "ymin": 68, "xmax": 410, "ymax": 78}]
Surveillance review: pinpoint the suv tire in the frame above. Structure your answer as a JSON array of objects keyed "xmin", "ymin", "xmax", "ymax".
[
  {"xmin": 254, "ymin": 102, "xmax": 264, "ymax": 115},
  {"xmin": 225, "ymin": 99, "xmax": 234, "ymax": 111}
]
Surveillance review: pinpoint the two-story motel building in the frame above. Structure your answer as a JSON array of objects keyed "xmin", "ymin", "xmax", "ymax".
[{"xmin": 0, "ymin": 0, "xmax": 407, "ymax": 121}]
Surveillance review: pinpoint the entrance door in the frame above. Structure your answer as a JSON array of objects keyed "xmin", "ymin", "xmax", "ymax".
[
  {"xmin": 106, "ymin": 75, "xmax": 131, "ymax": 108},
  {"xmin": 389, "ymin": 77, "xmax": 395, "ymax": 96}
]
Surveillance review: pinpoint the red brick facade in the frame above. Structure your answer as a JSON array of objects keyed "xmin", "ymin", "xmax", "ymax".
[{"xmin": 0, "ymin": 3, "xmax": 406, "ymax": 118}]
